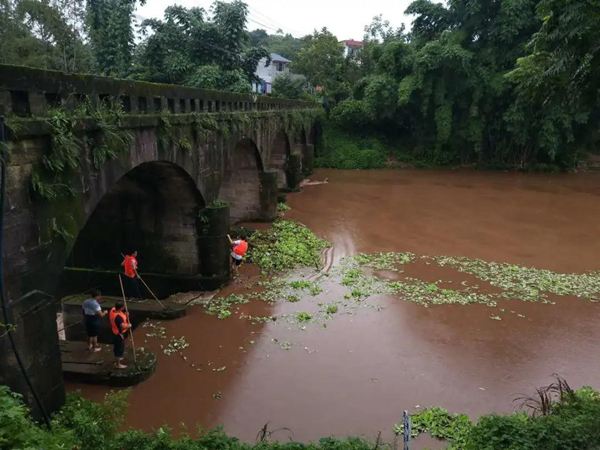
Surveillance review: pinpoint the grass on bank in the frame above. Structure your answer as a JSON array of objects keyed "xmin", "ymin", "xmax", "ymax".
[{"xmin": 3, "ymin": 375, "xmax": 600, "ymax": 450}]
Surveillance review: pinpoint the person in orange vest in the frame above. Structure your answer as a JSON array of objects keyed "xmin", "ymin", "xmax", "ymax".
[
  {"xmin": 228, "ymin": 234, "xmax": 248, "ymax": 276},
  {"xmin": 109, "ymin": 301, "xmax": 132, "ymax": 369},
  {"xmin": 121, "ymin": 251, "xmax": 143, "ymax": 300}
]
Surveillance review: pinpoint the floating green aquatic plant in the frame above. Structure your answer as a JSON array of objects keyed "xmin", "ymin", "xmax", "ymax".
[
  {"xmin": 247, "ymin": 220, "xmax": 330, "ymax": 272},
  {"xmin": 164, "ymin": 336, "xmax": 189, "ymax": 355},
  {"xmin": 354, "ymin": 252, "xmax": 416, "ymax": 271},
  {"xmin": 431, "ymin": 255, "xmax": 600, "ymax": 303},
  {"xmin": 204, "ymin": 294, "xmax": 249, "ymax": 319}
]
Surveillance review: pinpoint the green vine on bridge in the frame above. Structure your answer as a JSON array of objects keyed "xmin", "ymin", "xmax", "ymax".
[
  {"xmin": 157, "ymin": 110, "xmax": 192, "ymax": 152},
  {"xmin": 25, "ymin": 101, "xmax": 321, "ymax": 202},
  {"xmin": 31, "ymin": 97, "xmax": 134, "ymax": 200},
  {"xmin": 90, "ymin": 101, "xmax": 134, "ymax": 168}
]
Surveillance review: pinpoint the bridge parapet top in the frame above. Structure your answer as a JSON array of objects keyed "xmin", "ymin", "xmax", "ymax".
[{"xmin": 0, "ymin": 64, "xmax": 314, "ymax": 117}]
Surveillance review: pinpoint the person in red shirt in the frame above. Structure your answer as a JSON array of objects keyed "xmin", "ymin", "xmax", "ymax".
[
  {"xmin": 228, "ymin": 234, "xmax": 248, "ymax": 277},
  {"xmin": 121, "ymin": 251, "xmax": 143, "ymax": 300}
]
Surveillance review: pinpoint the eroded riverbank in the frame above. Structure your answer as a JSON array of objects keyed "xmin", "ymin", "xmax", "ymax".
[{"xmin": 66, "ymin": 169, "xmax": 600, "ymax": 444}]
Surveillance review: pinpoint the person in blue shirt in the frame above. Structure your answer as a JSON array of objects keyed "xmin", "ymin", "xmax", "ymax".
[{"xmin": 82, "ymin": 290, "xmax": 106, "ymax": 352}]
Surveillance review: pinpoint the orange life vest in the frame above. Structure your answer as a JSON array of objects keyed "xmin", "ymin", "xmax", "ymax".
[
  {"xmin": 233, "ymin": 240, "xmax": 248, "ymax": 257},
  {"xmin": 109, "ymin": 307, "xmax": 129, "ymax": 337},
  {"xmin": 124, "ymin": 255, "xmax": 137, "ymax": 278}
]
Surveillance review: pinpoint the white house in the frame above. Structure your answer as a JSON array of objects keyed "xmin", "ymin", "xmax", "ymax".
[
  {"xmin": 342, "ymin": 39, "xmax": 363, "ymax": 58},
  {"xmin": 252, "ymin": 53, "xmax": 291, "ymax": 95}
]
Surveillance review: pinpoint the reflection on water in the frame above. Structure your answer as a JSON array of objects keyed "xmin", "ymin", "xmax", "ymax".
[{"xmin": 67, "ymin": 169, "xmax": 600, "ymax": 444}]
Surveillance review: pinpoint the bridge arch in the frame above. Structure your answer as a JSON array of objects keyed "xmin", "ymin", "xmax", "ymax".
[
  {"xmin": 270, "ymin": 129, "xmax": 292, "ymax": 189},
  {"xmin": 67, "ymin": 161, "xmax": 205, "ymax": 276},
  {"xmin": 220, "ymin": 138, "xmax": 264, "ymax": 224}
]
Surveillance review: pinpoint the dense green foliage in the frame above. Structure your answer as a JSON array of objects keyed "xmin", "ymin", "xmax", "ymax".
[
  {"xmin": 294, "ymin": 29, "xmax": 360, "ymax": 103},
  {"xmin": 395, "ymin": 380, "xmax": 600, "ymax": 450},
  {"xmin": 249, "ymin": 29, "xmax": 303, "ymax": 60},
  {"xmin": 466, "ymin": 389, "xmax": 600, "ymax": 450},
  {"xmin": 87, "ymin": 0, "xmax": 142, "ymax": 76},
  {"xmin": 315, "ymin": 125, "xmax": 387, "ymax": 170},
  {"xmin": 0, "ymin": 0, "xmax": 270, "ymax": 91},
  {"xmin": 272, "ymin": 74, "xmax": 309, "ymax": 100},
  {"xmin": 315, "ymin": 0, "xmax": 600, "ymax": 170},
  {"xmin": 4, "ymin": 378, "xmax": 600, "ymax": 450},
  {"xmin": 131, "ymin": 2, "xmax": 268, "ymax": 91},
  {"xmin": 0, "ymin": 0, "xmax": 92, "ymax": 72}
]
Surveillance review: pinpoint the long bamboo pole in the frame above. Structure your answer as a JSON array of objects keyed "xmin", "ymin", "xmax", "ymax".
[
  {"xmin": 121, "ymin": 252, "xmax": 166, "ymax": 310},
  {"xmin": 138, "ymin": 275, "xmax": 166, "ymax": 310},
  {"xmin": 118, "ymin": 274, "xmax": 137, "ymax": 365}
]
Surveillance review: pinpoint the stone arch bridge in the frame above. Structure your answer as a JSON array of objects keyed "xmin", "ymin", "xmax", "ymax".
[{"xmin": 0, "ymin": 65, "xmax": 323, "ymax": 416}]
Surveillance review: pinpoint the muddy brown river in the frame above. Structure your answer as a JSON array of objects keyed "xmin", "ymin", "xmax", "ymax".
[{"xmin": 66, "ymin": 169, "xmax": 600, "ymax": 445}]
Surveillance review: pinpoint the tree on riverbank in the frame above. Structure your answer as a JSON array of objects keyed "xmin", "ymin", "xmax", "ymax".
[
  {"xmin": 0, "ymin": 0, "xmax": 269, "ymax": 90},
  {"xmin": 314, "ymin": 0, "xmax": 600, "ymax": 171}
]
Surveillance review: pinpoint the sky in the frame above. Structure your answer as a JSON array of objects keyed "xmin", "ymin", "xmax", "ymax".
[{"xmin": 137, "ymin": 0, "xmax": 416, "ymax": 41}]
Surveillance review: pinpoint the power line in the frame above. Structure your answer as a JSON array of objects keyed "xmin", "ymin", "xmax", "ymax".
[
  {"xmin": 248, "ymin": 9, "xmax": 282, "ymax": 31},
  {"xmin": 247, "ymin": 15, "xmax": 280, "ymax": 33},
  {"xmin": 247, "ymin": 5, "xmax": 303, "ymax": 36}
]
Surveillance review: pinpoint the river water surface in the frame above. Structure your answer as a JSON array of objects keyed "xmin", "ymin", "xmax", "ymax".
[{"xmin": 67, "ymin": 169, "xmax": 600, "ymax": 445}]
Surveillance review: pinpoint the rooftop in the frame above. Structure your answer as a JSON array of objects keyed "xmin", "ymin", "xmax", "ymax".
[
  {"xmin": 270, "ymin": 53, "xmax": 291, "ymax": 63},
  {"xmin": 343, "ymin": 39, "xmax": 363, "ymax": 48}
]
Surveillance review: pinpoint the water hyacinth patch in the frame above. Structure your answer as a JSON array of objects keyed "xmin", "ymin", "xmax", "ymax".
[
  {"xmin": 431, "ymin": 255, "xmax": 600, "ymax": 303},
  {"xmin": 164, "ymin": 336, "xmax": 189, "ymax": 355},
  {"xmin": 204, "ymin": 294, "xmax": 249, "ymax": 319},
  {"xmin": 296, "ymin": 312, "xmax": 313, "ymax": 322},
  {"xmin": 203, "ymin": 244, "xmax": 600, "ymax": 330},
  {"xmin": 354, "ymin": 252, "xmax": 416, "ymax": 271},
  {"xmin": 334, "ymin": 252, "xmax": 600, "ymax": 311},
  {"xmin": 326, "ymin": 304, "xmax": 339, "ymax": 314},
  {"xmin": 247, "ymin": 220, "xmax": 330, "ymax": 272},
  {"xmin": 387, "ymin": 279, "xmax": 496, "ymax": 308},
  {"xmin": 142, "ymin": 322, "xmax": 167, "ymax": 339}
]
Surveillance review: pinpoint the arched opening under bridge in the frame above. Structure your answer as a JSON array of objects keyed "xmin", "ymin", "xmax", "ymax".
[{"xmin": 59, "ymin": 161, "xmax": 205, "ymax": 297}]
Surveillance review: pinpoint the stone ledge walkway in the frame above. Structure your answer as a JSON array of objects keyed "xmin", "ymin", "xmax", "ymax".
[{"xmin": 61, "ymin": 340, "xmax": 156, "ymax": 386}]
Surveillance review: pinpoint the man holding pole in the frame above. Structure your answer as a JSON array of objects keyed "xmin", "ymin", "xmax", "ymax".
[
  {"xmin": 109, "ymin": 300, "xmax": 132, "ymax": 369},
  {"xmin": 121, "ymin": 251, "xmax": 143, "ymax": 300}
]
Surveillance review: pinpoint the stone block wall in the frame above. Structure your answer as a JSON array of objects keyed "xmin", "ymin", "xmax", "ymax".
[
  {"xmin": 269, "ymin": 130, "xmax": 291, "ymax": 189},
  {"xmin": 220, "ymin": 138, "xmax": 263, "ymax": 224}
]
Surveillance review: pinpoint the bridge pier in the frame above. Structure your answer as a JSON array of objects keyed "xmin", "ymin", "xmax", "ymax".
[
  {"xmin": 259, "ymin": 171, "xmax": 279, "ymax": 221},
  {"xmin": 198, "ymin": 204, "xmax": 231, "ymax": 284},
  {"xmin": 287, "ymin": 154, "xmax": 304, "ymax": 191}
]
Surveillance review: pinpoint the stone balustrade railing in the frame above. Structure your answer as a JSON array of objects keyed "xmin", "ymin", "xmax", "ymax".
[{"xmin": 0, "ymin": 64, "xmax": 314, "ymax": 117}]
